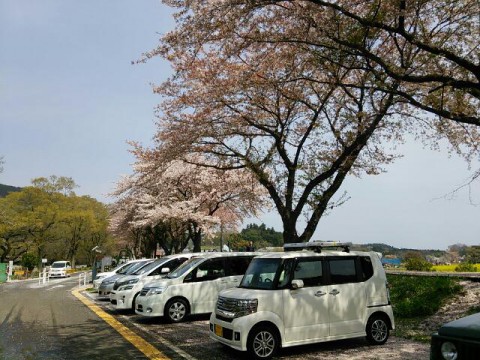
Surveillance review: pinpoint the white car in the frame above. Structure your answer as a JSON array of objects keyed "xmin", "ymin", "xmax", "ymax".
[
  {"xmin": 109, "ymin": 253, "xmax": 197, "ymax": 311},
  {"xmin": 135, "ymin": 252, "xmax": 259, "ymax": 322},
  {"xmin": 209, "ymin": 241, "xmax": 395, "ymax": 359},
  {"xmin": 48, "ymin": 261, "xmax": 71, "ymax": 278},
  {"xmin": 93, "ymin": 260, "xmax": 145, "ymax": 289}
]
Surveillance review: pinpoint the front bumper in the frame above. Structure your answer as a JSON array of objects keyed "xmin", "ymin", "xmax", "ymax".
[
  {"xmin": 209, "ymin": 312, "xmax": 251, "ymax": 352},
  {"xmin": 49, "ymin": 272, "xmax": 66, "ymax": 278},
  {"xmin": 98, "ymin": 283, "xmax": 115, "ymax": 298},
  {"xmin": 110, "ymin": 290, "xmax": 135, "ymax": 310},
  {"xmin": 135, "ymin": 295, "xmax": 166, "ymax": 317}
]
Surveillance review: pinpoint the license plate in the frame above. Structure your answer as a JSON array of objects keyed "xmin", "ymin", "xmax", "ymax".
[{"xmin": 214, "ymin": 324, "xmax": 223, "ymax": 337}]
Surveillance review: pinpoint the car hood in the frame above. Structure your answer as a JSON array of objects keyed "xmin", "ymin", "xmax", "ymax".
[
  {"xmin": 438, "ymin": 313, "xmax": 480, "ymax": 340},
  {"xmin": 96, "ymin": 271, "xmax": 115, "ymax": 278}
]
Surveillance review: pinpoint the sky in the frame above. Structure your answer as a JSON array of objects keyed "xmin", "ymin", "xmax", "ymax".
[{"xmin": 1, "ymin": 0, "xmax": 478, "ymax": 251}]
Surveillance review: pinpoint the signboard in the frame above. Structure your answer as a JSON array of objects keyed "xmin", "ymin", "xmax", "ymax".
[{"xmin": 42, "ymin": 258, "xmax": 48, "ymax": 264}]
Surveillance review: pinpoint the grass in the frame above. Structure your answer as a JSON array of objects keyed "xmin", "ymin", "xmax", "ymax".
[{"xmin": 387, "ymin": 274, "xmax": 462, "ymax": 342}]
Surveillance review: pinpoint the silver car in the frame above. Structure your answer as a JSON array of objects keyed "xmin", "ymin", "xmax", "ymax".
[{"xmin": 98, "ymin": 259, "xmax": 153, "ymax": 298}]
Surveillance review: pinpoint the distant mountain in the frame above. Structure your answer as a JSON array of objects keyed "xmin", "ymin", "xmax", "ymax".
[
  {"xmin": 0, "ymin": 183, "xmax": 22, "ymax": 197},
  {"xmin": 351, "ymin": 242, "xmax": 445, "ymax": 259}
]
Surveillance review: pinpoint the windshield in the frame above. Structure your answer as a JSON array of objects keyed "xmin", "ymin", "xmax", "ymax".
[
  {"xmin": 51, "ymin": 263, "xmax": 66, "ymax": 268},
  {"xmin": 125, "ymin": 260, "xmax": 152, "ymax": 275},
  {"xmin": 166, "ymin": 257, "xmax": 203, "ymax": 279},
  {"xmin": 133, "ymin": 258, "xmax": 169, "ymax": 275},
  {"xmin": 240, "ymin": 258, "xmax": 285, "ymax": 290},
  {"xmin": 117, "ymin": 262, "xmax": 138, "ymax": 275}
]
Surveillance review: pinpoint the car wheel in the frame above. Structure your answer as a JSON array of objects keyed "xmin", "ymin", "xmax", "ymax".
[
  {"xmin": 247, "ymin": 324, "xmax": 279, "ymax": 359},
  {"xmin": 165, "ymin": 298, "xmax": 188, "ymax": 323},
  {"xmin": 366, "ymin": 314, "xmax": 389, "ymax": 345}
]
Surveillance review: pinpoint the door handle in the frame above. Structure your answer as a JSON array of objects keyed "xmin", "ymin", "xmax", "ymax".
[
  {"xmin": 329, "ymin": 289, "xmax": 340, "ymax": 296},
  {"xmin": 314, "ymin": 291, "xmax": 327, "ymax": 297}
]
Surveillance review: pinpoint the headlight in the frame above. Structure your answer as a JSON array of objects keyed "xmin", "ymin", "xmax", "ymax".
[
  {"xmin": 146, "ymin": 286, "xmax": 167, "ymax": 296},
  {"xmin": 440, "ymin": 341, "xmax": 458, "ymax": 360},
  {"xmin": 118, "ymin": 285, "xmax": 134, "ymax": 291},
  {"xmin": 235, "ymin": 299, "xmax": 258, "ymax": 318}
]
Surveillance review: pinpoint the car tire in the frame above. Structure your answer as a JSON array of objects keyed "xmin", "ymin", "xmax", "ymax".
[
  {"xmin": 247, "ymin": 324, "xmax": 279, "ymax": 360},
  {"xmin": 132, "ymin": 293, "xmax": 139, "ymax": 311},
  {"xmin": 366, "ymin": 314, "xmax": 389, "ymax": 345},
  {"xmin": 165, "ymin": 298, "xmax": 189, "ymax": 323}
]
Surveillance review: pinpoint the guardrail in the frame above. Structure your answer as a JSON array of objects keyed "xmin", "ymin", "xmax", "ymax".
[
  {"xmin": 78, "ymin": 272, "xmax": 89, "ymax": 287},
  {"xmin": 38, "ymin": 268, "xmax": 49, "ymax": 285},
  {"xmin": 386, "ymin": 270, "xmax": 480, "ymax": 280}
]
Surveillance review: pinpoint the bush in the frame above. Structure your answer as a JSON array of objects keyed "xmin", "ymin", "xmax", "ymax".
[
  {"xmin": 388, "ymin": 275, "xmax": 461, "ymax": 318},
  {"xmin": 404, "ymin": 257, "xmax": 433, "ymax": 271},
  {"xmin": 455, "ymin": 262, "xmax": 478, "ymax": 272}
]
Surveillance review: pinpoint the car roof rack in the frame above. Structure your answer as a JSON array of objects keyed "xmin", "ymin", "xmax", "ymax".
[{"xmin": 284, "ymin": 241, "xmax": 351, "ymax": 253}]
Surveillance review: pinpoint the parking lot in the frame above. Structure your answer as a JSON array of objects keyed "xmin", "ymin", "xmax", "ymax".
[{"xmin": 85, "ymin": 290, "xmax": 430, "ymax": 360}]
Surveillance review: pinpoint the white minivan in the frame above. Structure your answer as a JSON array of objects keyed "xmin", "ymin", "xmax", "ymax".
[
  {"xmin": 135, "ymin": 252, "xmax": 259, "ymax": 322},
  {"xmin": 209, "ymin": 241, "xmax": 395, "ymax": 359},
  {"xmin": 48, "ymin": 261, "xmax": 71, "ymax": 278},
  {"xmin": 109, "ymin": 253, "xmax": 196, "ymax": 311}
]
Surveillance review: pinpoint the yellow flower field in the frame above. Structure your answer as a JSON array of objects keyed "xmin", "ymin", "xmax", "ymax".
[{"xmin": 432, "ymin": 264, "xmax": 480, "ymax": 272}]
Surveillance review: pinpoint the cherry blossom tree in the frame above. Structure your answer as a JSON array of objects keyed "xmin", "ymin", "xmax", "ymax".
[
  {"xmin": 110, "ymin": 150, "xmax": 266, "ymax": 253},
  {"xmin": 140, "ymin": 0, "xmax": 478, "ymax": 244}
]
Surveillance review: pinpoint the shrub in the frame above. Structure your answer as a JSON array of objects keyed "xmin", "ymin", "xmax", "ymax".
[
  {"xmin": 388, "ymin": 275, "xmax": 461, "ymax": 318},
  {"xmin": 455, "ymin": 262, "xmax": 478, "ymax": 272},
  {"xmin": 404, "ymin": 257, "xmax": 433, "ymax": 271}
]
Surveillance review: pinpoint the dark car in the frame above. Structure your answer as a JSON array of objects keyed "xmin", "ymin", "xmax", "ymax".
[{"xmin": 430, "ymin": 312, "xmax": 480, "ymax": 360}]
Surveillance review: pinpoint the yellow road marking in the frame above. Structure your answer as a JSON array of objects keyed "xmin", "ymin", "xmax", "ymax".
[{"xmin": 72, "ymin": 288, "xmax": 169, "ymax": 360}]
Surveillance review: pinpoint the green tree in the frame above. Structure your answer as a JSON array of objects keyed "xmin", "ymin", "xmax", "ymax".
[
  {"xmin": 240, "ymin": 223, "xmax": 283, "ymax": 248},
  {"xmin": 465, "ymin": 246, "xmax": 480, "ymax": 263},
  {"xmin": 21, "ymin": 253, "xmax": 37, "ymax": 276},
  {"xmin": 1, "ymin": 176, "xmax": 111, "ymax": 268},
  {"xmin": 31, "ymin": 175, "xmax": 78, "ymax": 196}
]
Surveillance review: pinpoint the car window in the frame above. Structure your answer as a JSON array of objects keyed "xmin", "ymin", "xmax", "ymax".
[
  {"xmin": 293, "ymin": 258, "xmax": 324, "ymax": 287},
  {"xmin": 360, "ymin": 256, "xmax": 374, "ymax": 281},
  {"xmin": 329, "ymin": 258, "xmax": 357, "ymax": 284},
  {"xmin": 226, "ymin": 256, "xmax": 253, "ymax": 276},
  {"xmin": 191, "ymin": 258, "xmax": 225, "ymax": 282},
  {"xmin": 150, "ymin": 258, "xmax": 185, "ymax": 276}
]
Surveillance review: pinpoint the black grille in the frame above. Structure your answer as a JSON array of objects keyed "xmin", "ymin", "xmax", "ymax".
[
  {"xmin": 223, "ymin": 328, "xmax": 233, "ymax": 340},
  {"xmin": 215, "ymin": 314, "xmax": 233, "ymax": 323}
]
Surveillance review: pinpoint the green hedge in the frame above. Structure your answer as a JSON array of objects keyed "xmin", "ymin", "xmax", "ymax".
[{"xmin": 387, "ymin": 275, "xmax": 461, "ymax": 318}]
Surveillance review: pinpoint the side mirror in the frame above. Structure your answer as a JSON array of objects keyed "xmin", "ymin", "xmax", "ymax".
[
  {"xmin": 160, "ymin": 267, "xmax": 170, "ymax": 274},
  {"xmin": 291, "ymin": 279, "xmax": 304, "ymax": 290}
]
